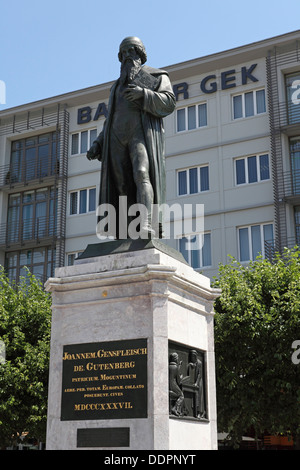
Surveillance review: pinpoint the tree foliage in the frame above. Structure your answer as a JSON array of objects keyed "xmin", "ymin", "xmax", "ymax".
[
  {"xmin": 213, "ymin": 249, "xmax": 300, "ymax": 447},
  {"xmin": 0, "ymin": 268, "xmax": 51, "ymax": 448}
]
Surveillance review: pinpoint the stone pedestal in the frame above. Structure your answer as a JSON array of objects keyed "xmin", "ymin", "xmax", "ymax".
[{"xmin": 45, "ymin": 241, "xmax": 220, "ymax": 450}]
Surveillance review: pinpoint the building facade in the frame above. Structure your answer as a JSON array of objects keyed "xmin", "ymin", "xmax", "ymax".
[{"xmin": 0, "ymin": 30, "xmax": 300, "ymax": 282}]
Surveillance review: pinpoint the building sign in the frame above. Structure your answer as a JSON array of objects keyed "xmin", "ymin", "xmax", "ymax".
[
  {"xmin": 61, "ymin": 338, "xmax": 148, "ymax": 421},
  {"xmin": 173, "ymin": 64, "xmax": 258, "ymax": 100},
  {"xmin": 77, "ymin": 102, "xmax": 108, "ymax": 124},
  {"xmin": 76, "ymin": 63, "xmax": 259, "ymax": 123}
]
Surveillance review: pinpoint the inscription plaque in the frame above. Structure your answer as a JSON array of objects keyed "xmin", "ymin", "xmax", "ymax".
[
  {"xmin": 61, "ymin": 338, "xmax": 147, "ymax": 421},
  {"xmin": 77, "ymin": 427, "xmax": 130, "ymax": 448}
]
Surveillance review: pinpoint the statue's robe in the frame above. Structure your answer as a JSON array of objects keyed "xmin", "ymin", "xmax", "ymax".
[{"xmin": 94, "ymin": 65, "xmax": 176, "ymax": 238}]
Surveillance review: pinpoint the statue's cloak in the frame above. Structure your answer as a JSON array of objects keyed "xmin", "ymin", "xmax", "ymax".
[{"xmin": 94, "ymin": 65, "xmax": 176, "ymax": 237}]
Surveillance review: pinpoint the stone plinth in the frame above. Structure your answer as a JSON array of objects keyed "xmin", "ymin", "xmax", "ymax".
[{"xmin": 45, "ymin": 241, "xmax": 220, "ymax": 450}]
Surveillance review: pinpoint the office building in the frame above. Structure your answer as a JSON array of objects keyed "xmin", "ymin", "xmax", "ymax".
[{"xmin": 0, "ymin": 30, "xmax": 299, "ymax": 282}]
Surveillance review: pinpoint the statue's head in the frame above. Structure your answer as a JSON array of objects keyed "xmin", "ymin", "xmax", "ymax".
[
  {"xmin": 118, "ymin": 36, "xmax": 147, "ymax": 65},
  {"xmin": 169, "ymin": 352, "xmax": 179, "ymax": 363},
  {"xmin": 189, "ymin": 350, "xmax": 197, "ymax": 361}
]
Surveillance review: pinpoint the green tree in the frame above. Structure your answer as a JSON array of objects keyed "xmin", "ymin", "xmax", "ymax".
[
  {"xmin": 213, "ymin": 249, "xmax": 300, "ymax": 448},
  {"xmin": 0, "ymin": 267, "xmax": 51, "ymax": 448}
]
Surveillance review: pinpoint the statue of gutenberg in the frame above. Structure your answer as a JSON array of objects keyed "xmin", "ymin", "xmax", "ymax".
[{"xmin": 87, "ymin": 36, "xmax": 176, "ymax": 239}]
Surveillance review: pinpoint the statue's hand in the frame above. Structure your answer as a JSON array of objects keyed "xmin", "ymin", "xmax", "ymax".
[
  {"xmin": 87, "ymin": 142, "xmax": 101, "ymax": 161},
  {"xmin": 124, "ymin": 85, "xmax": 144, "ymax": 102}
]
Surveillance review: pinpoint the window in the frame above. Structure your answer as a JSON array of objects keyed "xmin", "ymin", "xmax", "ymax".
[
  {"xmin": 71, "ymin": 129, "xmax": 98, "ymax": 155},
  {"xmin": 5, "ymin": 247, "xmax": 56, "ymax": 284},
  {"xmin": 235, "ymin": 154, "xmax": 270, "ymax": 185},
  {"xmin": 177, "ymin": 165, "xmax": 209, "ymax": 196},
  {"xmin": 69, "ymin": 188, "xmax": 96, "ymax": 215},
  {"xmin": 6, "ymin": 187, "xmax": 57, "ymax": 244},
  {"xmin": 67, "ymin": 251, "xmax": 84, "ymax": 266},
  {"xmin": 238, "ymin": 223, "xmax": 273, "ymax": 262},
  {"xmin": 290, "ymin": 137, "xmax": 300, "ymax": 195},
  {"xmin": 9, "ymin": 132, "xmax": 59, "ymax": 184},
  {"xmin": 176, "ymin": 103, "xmax": 207, "ymax": 132},
  {"xmin": 294, "ymin": 206, "xmax": 300, "ymax": 245},
  {"xmin": 179, "ymin": 233, "xmax": 211, "ymax": 269},
  {"xmin": 233, "ymin": 89, "xmax": 266, "ymax": 119}
]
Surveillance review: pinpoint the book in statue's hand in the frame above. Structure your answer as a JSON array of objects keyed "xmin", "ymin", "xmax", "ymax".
[{"xmin": 131, "ymin": 68, "xmax": 159, "ymax": 91}]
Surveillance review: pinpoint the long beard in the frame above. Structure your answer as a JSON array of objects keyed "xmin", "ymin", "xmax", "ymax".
[{"xmin": 120, "ymin": 59, "xmax": 141, "ymax": 85}]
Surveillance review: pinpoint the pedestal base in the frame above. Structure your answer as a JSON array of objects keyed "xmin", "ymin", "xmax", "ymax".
[{"xmin": 45, "ymin": 241, "xmax": 220, "ymax": 450}]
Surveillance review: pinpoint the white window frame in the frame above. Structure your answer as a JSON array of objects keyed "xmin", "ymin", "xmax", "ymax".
[
  {"xmin": 234, "ymin": 153, "xmax": 270, "ymax": 186},
  {"xmin": 71, "ymin": 128, "xmax": 98, "ymax": 156},
  {"xmin": 176, "ymin": 102, "xmax": 207, "ymax": 133},
  {"xmin": 177, "ymin": 165, "xmax": 209, "ymax": 196},
  {"xmin": 69, "ymin": 187, "xmax": 96, "ymax": 215},
  {"xmin": 178, "ymin": 232, "xmax": 212, "ymax": 269},
  {"xmin": 238, "ymin": 223, "xmax": 274, "ymax": 262},
  {"xmin": 232, "ymin": 88, "xmax": 266, "ymax": 120}
]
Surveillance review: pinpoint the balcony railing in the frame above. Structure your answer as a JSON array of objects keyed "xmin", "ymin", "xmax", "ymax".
[
  {"xmin": 265, "ymin": 237, "xmax": 300, "ymax": 262},
  {"xmin": 273, "ymin": 102, "xmax": 300, "ymax": 130},
  {"xmin": 0, "ymin": 158, "xmax": 60, "ymax": 188},
  {"xmin": 277, "ymin": 169, "xmax": 300, "ymax": 200},
  {"xmin": 0, "ymin": 216, "xmax": 56, "ymax": 248}
]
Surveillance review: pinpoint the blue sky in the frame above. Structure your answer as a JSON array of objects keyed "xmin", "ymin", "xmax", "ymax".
[{"xmin": 1, "ymin": 0, "xmax": 300, "ymax": 110}]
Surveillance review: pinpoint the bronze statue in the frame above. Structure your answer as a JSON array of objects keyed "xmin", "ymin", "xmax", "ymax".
[
  {"xmin": 187, "ymin": 349, "xmax": 205, "ymax": 418},
  {"xmin": 168, "ymin": 346, "xmax": 206, "ymax": 419},
  {"xmin": 168, "ymin": 352, "xmax": 185, "ymax": 416},
  {"xmin": 87, "ymin": 37, "xmax": 176, "ymax": 239}
]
